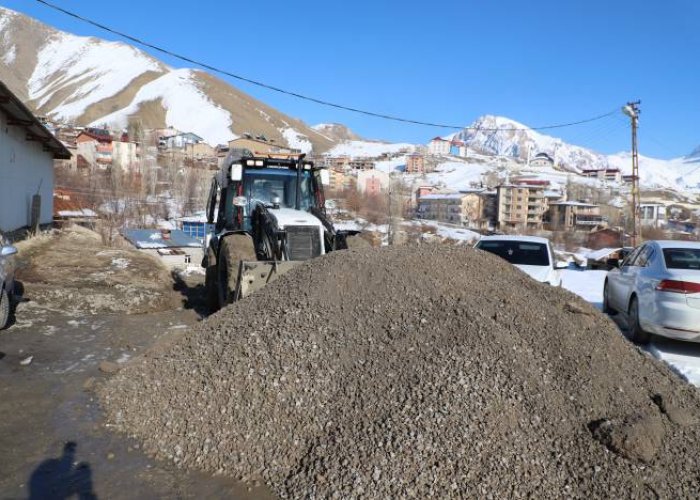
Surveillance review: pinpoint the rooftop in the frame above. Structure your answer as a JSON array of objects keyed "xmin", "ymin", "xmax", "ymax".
[{"xmin": 122, "ymin": 229, "xmax": 201, "ymax": 250}]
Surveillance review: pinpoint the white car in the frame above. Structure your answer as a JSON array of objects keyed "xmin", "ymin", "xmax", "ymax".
[
  {"xmin": 474, "ymin": 235, "xmax": 566, "ymax": 286},
  {"xmin": 0, "ymin": 234, "xmax": 18, "ymax": 329},
  {"xmin": 603, "ymin": 240, "xmax": 700, "ymax": 344}
]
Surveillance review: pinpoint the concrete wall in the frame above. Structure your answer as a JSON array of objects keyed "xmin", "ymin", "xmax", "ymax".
[{"xmin": 0, "ymin": 110, "xmax": 55, "ymax": 232}]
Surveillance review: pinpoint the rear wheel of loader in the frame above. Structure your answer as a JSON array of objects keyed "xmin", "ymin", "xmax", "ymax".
[
  {"xmin": 345, "ymin": 234, "xmax": 371, "ymax": 249},
  {"xmin": 218, "ymin": 235, "xmax": 256, "ymax": 307},
  {"xmin": 205, "ymin": 264, "xmax": 219, "ymax": 313}
]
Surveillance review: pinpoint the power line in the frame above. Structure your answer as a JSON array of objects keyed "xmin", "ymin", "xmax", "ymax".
[{"xmin": 36, "ymin": 0, "xmax": 618, "ymax": 132}]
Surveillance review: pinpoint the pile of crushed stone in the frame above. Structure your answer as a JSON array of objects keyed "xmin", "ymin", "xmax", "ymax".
[{"xmin": 100, "ymin": 244, "xmax": 700, "ymax": 497}]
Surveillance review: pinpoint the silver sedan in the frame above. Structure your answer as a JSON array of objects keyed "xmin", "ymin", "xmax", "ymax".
[{"xmin": 603, "ymin": 240, "xmax": 700, "ymax": 344}]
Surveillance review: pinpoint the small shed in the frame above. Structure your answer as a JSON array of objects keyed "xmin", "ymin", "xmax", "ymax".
[
  {"xmin": 122, "ymin": 229, "xmax": 203, "ymax": 270},
  {"xmin": 0, "ymin": 80, "xmax": 71, "ymax": 234}
]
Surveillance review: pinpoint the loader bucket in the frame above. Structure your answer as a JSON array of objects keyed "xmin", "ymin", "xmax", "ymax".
[{"xmin": 235, "ymin": 260, "xmax": 302, "ymax": 300}]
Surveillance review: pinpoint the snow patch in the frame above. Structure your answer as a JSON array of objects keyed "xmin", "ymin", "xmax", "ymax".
[
  {"xmin": 327, "ymin": 140, "xmax": 415, "ymax": 158},
  {"xmin": 2, "ymin": 45, "xmax": 15, "ymax": 65},
  {"xmin": 92, "ymin": 69, "xmax": 234, "ymax": 146},
  {"xmin": 281, "ymin": 127, "xmax": 313, "ymax": 154},
  {"xmin": 29, "ymin": 31, "xmax": 164, "ymax": 118}
]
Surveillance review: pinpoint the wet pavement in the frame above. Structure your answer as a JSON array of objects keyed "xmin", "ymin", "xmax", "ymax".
[{"xmin": 0, "ymin": 301, "xmax": 274, "ymax": 499}]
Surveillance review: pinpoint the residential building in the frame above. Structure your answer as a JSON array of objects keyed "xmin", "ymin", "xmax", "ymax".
[
  {"xmin": 428, "ymin": 137, "xmax": 451, "ymax": 155},
  {"xmin": 112, "ymin": 138, "xmax": 139, "ymax": 170},
  {"xmin": 76, "ymin": 129, "xmax": 113, "ymax": 168},
  {"xmin": 184, "ymin": 142, "xmax": 215, "ymax": 159},
  {"xmin": 417, "ymin": 189, "xmax": 490, "ymax": 226},
  {"xmin": 228, "ymin": 137, "xmax": 296, "ymax": 156},
  {"xmin": 161, "ymin": 132, "xmax": 203, "ymax": 150},
  {"xmin": 581, "ymin": 168, "xmax": 622, "ymax": 183},
  {"xmin": 548, "ymin": 201, "xmax": 606, "ymax": 230},
  {"xmin": 122, "ymin": 229, "xmax": 204, "ymax": 270},
  {"xmin": 329, "ymin": 168, "xmax": 353, "ymax": 192},
  {"xmin": 640, "ymin": 203, "xmax": 667, "ymax": 228},
  {"xmin": 587, "ymin": 228, "xmax": 623, "ymax": 250},
  {"xmin": 357, "ymin": 170, "xmax": 390, "ymax": 195},
  {"xmin": 415, "ymin": 185, "xmax": 437, "ymax": 200},
  {"xmin": 0, "ymin": 81, "xmax": 71, "ymax": 233},
  {"xmin": 405, "ymin": 154, "xmax": 425, "ymax": 174},
  {"xmin": 349, "ymin": 158, "xmax": 375, "ymax": 171},
  {"xmin": 529, "ymin": 152, "xmax": 554, "ymax": 168},
  {"xmin": 496, "ymin": 184, "xmax": 547, "ymax": 229}
]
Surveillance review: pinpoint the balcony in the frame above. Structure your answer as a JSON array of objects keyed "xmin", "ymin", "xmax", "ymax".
[{"xmin": 574, "ymin": 214, "xmax": 605, "ymax": 226}]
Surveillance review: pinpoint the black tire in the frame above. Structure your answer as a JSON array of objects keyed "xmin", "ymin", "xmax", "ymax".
[
  {"xmin": 602, "ymin": 281, "xmax": 615, "ymax": 315},
  {"xmin": 628, "ymin": 296, "xmax": 651, "ymax": 344},
  {"xmin": 217, "ymin": 235, "xmax": 256, "ymax": 307},
  {"xmin": 0, "ymin": 289, "xmax": 9, "ymax": 330},
  {"xmin": 205, "ymin": 264, "xmax": 219, "ymax": 313},
  {"xmin": 345, "ymin": 234, "xmax": 371, "ymax": 249}
]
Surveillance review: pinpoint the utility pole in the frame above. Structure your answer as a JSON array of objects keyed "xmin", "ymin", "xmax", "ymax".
[{"xmin": 622, "ymin": 101, "xmax": 641, "ymax": 247}]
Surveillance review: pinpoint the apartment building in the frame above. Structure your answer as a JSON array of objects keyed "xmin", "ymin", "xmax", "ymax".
[
  {"xmin": 405, "ymin": 153, "xmax": 425, "ymax": 174},
  {"xmin": 496, "ymin": 184, "xmax": 547, "ymax": 229},
  {"xmin": 417, "ymin": 189, "xmax": 490, "ymax": 227},
  {"xmin": 548, "ymin": 201, "xmax": 606, "ymax": 230},
  {"xmin": 640, "ymin": 203, "xmax": 667, "ymax": 228},
  {"xmin": 581, "ymin": 168, "xmax": 622, "ymax": 183}
]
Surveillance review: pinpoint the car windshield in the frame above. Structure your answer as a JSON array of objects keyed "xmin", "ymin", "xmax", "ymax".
[
  {"xmin": 663, "ymin": 248, "xmax": 700, "ymax": 270},
  {"xmin": 242, "ymin": 168, "xmax": 316, "ymax": 213},
  {"xmin": 477, "ymin": 240, "xmax": 550, "ymax": 266}
]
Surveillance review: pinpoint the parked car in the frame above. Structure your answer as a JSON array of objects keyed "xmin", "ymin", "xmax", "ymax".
[
  {"xmin": 603, "ymin": 240, "xmax": 700, "ymax": 344},
  {"xmin": 474, "ymin": 235, "xmax": 566, "ymax": 286},
  {"xmin": 0, "ymin": 233, "xmax": 18, "ymax": 329}
]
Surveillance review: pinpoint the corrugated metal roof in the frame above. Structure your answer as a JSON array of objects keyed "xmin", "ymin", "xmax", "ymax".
[{"xmin": 122, "ymin": 229, "xmax": 201, "ymax": 249}]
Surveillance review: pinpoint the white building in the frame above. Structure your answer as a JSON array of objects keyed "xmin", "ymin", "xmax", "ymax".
[
  {"xmin": 640, "ymin": 203, "xmax": 667, "ymax": 228},
  {"xmin": 0, "ymin": 81, "xmax": 70, "ymax": 234},
  {"xmin": 428, "ymin": 137, "xmax": 451, "ymax": 156}
]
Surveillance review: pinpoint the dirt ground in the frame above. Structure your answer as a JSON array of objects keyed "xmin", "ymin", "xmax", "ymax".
[{"xmin": 0, "ymin": 227, "xmax": 273, "ymax": 499}]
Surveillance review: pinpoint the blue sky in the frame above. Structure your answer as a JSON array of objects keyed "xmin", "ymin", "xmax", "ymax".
[{"xmin": 5, "ymin": 0, "xmax": 700, "ymax": 158}]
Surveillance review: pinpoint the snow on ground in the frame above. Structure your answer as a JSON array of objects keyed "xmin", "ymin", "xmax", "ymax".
[
  {"xmin": 561, "ymin": 269, "xmax": 606, "ymax": 309},
  {"xmin": 93, "ymin": 69, "xmax": 235, "ymax": 146},
  {"xmin": 281, "ymin": 128, "xmax": 313, "ymax": 154},
  {"xmin": 562, "ymin": 268, "xmax": 700, "ymax": 387},
  {"xmin": 29, "ymin": 31, "xmax": 164, "ymax": 118},
  {"xmin": 326, "ymin": 140, "xmax": 415, "ymax": 157},
  {"xmin": 424, "ymin": 161, "xmax": 493, "ymax": 191},
  {"xmin": 375, "ymin": 157, "xmax": 407, "ymax": 173}
]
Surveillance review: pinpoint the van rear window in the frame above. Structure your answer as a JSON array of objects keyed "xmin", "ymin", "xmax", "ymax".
[{"xmin": 477, "ymin": 241, "xmax": 550, "ymax": 266}]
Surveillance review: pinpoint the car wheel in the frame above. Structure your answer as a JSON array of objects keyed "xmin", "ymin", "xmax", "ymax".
[
  {"xmin": 0, "ymin": 289, "xmax": 9, "ymax": 330},
  {"xmin": 628, "ymin": 296, "xmax": 651, "ymax": 344},
  {"xmin": 602, "ymin": 282, "xmax": 615, "ymax": 315}
]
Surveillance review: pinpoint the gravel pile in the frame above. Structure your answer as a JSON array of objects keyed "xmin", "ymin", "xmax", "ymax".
[{"xmin": 100, "ymin": 244, "xmax": 700, "ymax": 498}]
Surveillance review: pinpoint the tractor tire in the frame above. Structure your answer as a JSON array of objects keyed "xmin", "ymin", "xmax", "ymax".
[
  {"xmin": 205, "ymin": 264, "xmax": 219, "ymax": 313},
  {"xmin": 0, "ymin": 289, "xmax": 9, "ymax": 330},
  {"xmin": 345, "ymin": 234, "xmax": 371, "ymax": 249},
  {"xmin": 217, "ymin": 234, "xmax": 256, "ymax": 307}
]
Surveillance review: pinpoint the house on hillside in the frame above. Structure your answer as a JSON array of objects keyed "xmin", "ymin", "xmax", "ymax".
[
  {"xmin": 428, "ymin": 137, "xmax": 451, "ymax": 156},
  {"xmin": 405, "ymin": 153, "xmax": 425, "ymax": 174},
  {"xmin": 0, "ymin": 81, "xmax": 71, "ymax": 234},
  {"xmin": 357, "ymin": 170, "xmax": 390, "ymax": 195},
  {"xmin": 640, "ymin": 203, "xmax": 667, "ymax": 228},
  {"xmin": 76, "ymin": 129, "xmax": 113, "ymax": 169},
  {"xmin": 547, "ymin": 201, "xmax": 606, "ymax": 231},
  {"xmin": 161, "ymin": 132, "xmax": 203, "ymax": 150},
  {"xmin": 529, "ymin": 152, "xmax": 554, "ymax": 168},
  {"xmin": 228, "ymin": 136, "xmax": 297, "ymax": 156}
]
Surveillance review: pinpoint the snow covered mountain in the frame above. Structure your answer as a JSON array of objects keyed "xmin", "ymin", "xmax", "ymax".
[
  {"xmin": 453, "ymin": 115, "xmax": 609, "ymax": 173},
  {"xmin": 312, "ymin": 123, "xmax": 363, "ymax": 142},
  {"xmin": 0, "ymin": 6, "xmax": 333, "ymax": 150}
]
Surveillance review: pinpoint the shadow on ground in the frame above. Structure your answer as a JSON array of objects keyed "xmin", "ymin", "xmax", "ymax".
[
  {"xmin": 28, "ymin": 441, "xmax": 97, "ymax": 500},
  {"xmin": 172, "ymin": 272, "xmax": 210, "ymax": 318}
]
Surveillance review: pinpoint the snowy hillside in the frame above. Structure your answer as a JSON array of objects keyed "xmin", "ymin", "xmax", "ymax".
[
  {"xmin": 454, "ymin": 115, "xmax": 609, "ymax": 173},
  {"xmin": 0, "ymin": 6, "xmax": 333, "ymax": 151},
  {"xmin": 607, "ymin": 153, "xmax": 700, "ymax": 191},
  {"xmin": 326, "ymin": 140, "xmax": 415, "ymax": 157},
  {"xmin": 93, "ymin": 69, "xmax": 235, "ymax": 146}
]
